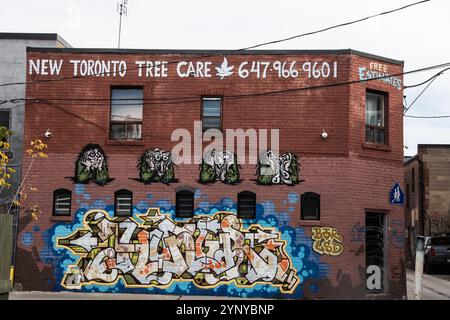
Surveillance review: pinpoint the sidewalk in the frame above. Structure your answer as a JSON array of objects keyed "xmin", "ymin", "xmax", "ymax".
[
  {"xmin": 9, "ymin": 291, "xmax": 257, "ymax": 300},
  {"xmin": 406, "ymin": 269, "xmax": 450, "ymax": 300}
]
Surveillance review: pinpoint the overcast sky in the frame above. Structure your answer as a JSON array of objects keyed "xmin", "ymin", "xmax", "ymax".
[{"xmin": 1, "ymin": 0, "xmax": 449, "ymax": 156}]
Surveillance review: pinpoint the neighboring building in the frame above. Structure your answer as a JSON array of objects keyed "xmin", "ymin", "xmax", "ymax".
[
  {"xmin": 0, "ymin": 33, "xmax": 71, "ymax": 206},
  {"xmin": 0, "ymin": 34, "xmax": 71, "ymax": 297},
  {"xmin": 404, "ymin": 145, "xmax": 450, "ymax": 263},
  {"xmin": 15, "ymin": 47, "xmax": 406, "ymax": 299}
]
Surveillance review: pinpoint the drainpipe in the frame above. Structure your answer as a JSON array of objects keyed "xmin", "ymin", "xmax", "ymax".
[{"xmin": 418, "ymin": 159, "xmax": 425, "ymax": 236}]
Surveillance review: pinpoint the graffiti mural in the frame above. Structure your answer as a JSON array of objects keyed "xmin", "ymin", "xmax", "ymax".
[
  {"xmin": 75, "ymin": 144, "xmax": 110, "ymax": 185},
  {"xmin": 137, "ymin": 148, "xmax": 176, "ymax": 184},
  {"xmin": 256, "ymin": 150, "xmax": 300, "ymax": 185},
  {"xmin": 199, "ymin": 150, "xmax": 240, "ymax": 185},
  {"xmin": 57, "ymin": 208, "xmax": 299, "ymax": 293},
  {"xmin": 311, "ymin": 227, "xmax": 344, "ymax": 256}
]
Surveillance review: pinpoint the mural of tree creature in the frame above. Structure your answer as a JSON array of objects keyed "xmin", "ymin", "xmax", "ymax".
[
  {"xmin": 75, "ymin": 144, "xmax": 110, "ymax": 185},
  {"xmin": 137, "ymin": 148, "xmax": 175, "ymax": 184},
  {"xmin": 256, "ymin": 150, "xmax": 300, "ymax": 185},
  {"xmin": 199, "ymin": 149, "xmax": 240, "ymax": 184}
]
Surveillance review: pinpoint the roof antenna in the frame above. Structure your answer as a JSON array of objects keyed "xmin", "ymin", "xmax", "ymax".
[{"xmin": 117, "ymin": 0, "xmax": 128, "ymax": 48}]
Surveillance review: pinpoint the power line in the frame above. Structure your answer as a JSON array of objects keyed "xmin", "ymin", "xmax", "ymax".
[
  {"xmin": 242, "ymin": 0, "xmax": 431, "ymax": 51},
  {"xmin": 0, "ymin": 0, "xmax": 431, "ymax": 88},
  {"xmin": 403, "ymin": 75, "xmax": 439, "ymax": 115},
  {"xmin": 404, "ymin": 67, "xmax": 449, "ymax": 88},
  {"xmin": 404, "ymin": 115, "xmax": 450, "ymax": 119},
  {"xmin": 3, "ymin": 61, "xmax": 446, "ymax": 107},
  {"xmin": 6, "ymin": 65, "xmax": 448, "ymax": 145}
]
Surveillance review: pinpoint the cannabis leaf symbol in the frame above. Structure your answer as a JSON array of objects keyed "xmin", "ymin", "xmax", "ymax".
[{"xmin": 215, "ymin": 57, "xmax": 234, "ymax": 79}]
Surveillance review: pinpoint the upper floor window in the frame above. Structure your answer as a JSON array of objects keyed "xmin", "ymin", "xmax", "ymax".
[
  {"xmin": 176, "ymin": 190, "xmax": 194, "ymax": 218},
  {"xmin": 365, "ymin": 91, "xmax": 387, "ymax": 144},
  {"xmin": 110, "ymin": 88, "xmax": 143, "ymax": 140},
  {"xmin": 114, "ymin": 189, "xmax": 133, "ymax": 217},
  {"xmin": 53, "ymin": 189, "xmax": 72, "ymax": 216},
  {"xmin": 237, "ymin": 191, "xmax": 256, "ymax": 219},
  {"xmin": 202, "ymin": 97, "xmax": 222, "ymax": 131},
  {"xmin": 301, "ymin": 192, "xmax": 320, "ymax": 221},
  {"xmin": 411, "ymin": 167, "xmax": 415, "ymax": 193}
]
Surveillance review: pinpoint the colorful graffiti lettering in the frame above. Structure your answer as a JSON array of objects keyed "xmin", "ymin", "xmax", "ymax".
[
  {"xmin": 75, "ymin": 144, "xmax": 110, "ymax": 185},
  {"xmin": 199, "ymin": 150, "xmax": 240, "ymax": 184},
  {"xmin": 256, "ymin": 150, "xmax": 300, "ymax": 185},
  {"xmin": 137, "ymin": 148, "xmax": 176, "ymax": 184},
  {"xmin": 57, "ymin": 208, "xmax": 299, "ymax": 293},
  {"xmin": 311, "ymin": 227, "xmax": 344, "ymax": 256}
]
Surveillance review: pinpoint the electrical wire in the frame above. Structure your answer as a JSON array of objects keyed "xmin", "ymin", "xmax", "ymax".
[
  {"xmin": 0, "ymin": 0, "xmax": 431, "ymax": 88},
  {"xmin": 403, "ymin": 75, "xmax": 439, "ymax": 115},
  {"xmin": 404, "ymin": 115, "xmax": 450, "ymax": 119},
  {"xmin": 404, "ymin": 67, "xmax": 450, "ymax": 88},
  {"xmin": 3, "ymin": 61, "xmax": 447, "ymax": 107},
  {"xmin": 242, "ymin": 0, "xmax": 431, "ymax": 51}
]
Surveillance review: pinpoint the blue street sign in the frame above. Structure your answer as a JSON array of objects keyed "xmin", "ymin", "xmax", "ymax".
[{"xmin": 389, "ymin": 182, "xmax": 404, "ymax": 205}]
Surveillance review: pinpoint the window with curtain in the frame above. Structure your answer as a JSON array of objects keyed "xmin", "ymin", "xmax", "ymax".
[
  {"xmin": 365, "ymin": 91, "xmax": 387, "ymax": 144},
  {"xmin": 114, "ymin": 189, "xmax": 133, "ymax": 216},
  {"xmin": 202, "ymin": 97, "xmax": 222, "ymax": 131},
  {"xmin": 53, "ymin": 189, "xmax": 72, "ymax": 216},
  {"xmin": 110, "ymin": 88, "xmax": 143, "ymax": 140}
]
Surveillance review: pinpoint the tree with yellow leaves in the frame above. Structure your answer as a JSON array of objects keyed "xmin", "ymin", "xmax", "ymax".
[{"xmin": 0, "ymin": 126, "xmax": 48, "ymax": 219}]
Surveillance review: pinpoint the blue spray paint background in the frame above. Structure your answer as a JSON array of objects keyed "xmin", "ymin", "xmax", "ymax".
[{"xmin": 36, "ymin": 184, "xmax": 330, "ymax": 298}]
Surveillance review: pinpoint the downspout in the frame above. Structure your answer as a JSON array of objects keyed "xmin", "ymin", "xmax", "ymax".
[{"xmin": 418, "ymin": 159, "xmax": 425, "ymax": 236}]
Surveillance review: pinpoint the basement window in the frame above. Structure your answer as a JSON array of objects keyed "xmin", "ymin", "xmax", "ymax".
[
  {"xmin": 365, "ymin": 91, "xmax": 387, "ymax": 145},
  {"xmin": 176, "ymin": 190, "xmax": 194, "ymax": 218},
  {"xmin": 110, "ymin": 88, "xmax": 143, "ymax": 140},
  {"xmin": 237, "ymin": 191, "xmax": 256, "ymax": 219},
  {"xmin": 301, "ymin": 192, "xmax": 320, "ymax": 221},
  {"xmin": 202, "ymin": 97, "xmax": 222, "ymax": 131},
  {"xmin": 114, "ymin": 189, "xmax": 133, "ymax": 217},
  {"xmin": 53, "ymin": 189, "xmax": 72, "ymax": 216}
]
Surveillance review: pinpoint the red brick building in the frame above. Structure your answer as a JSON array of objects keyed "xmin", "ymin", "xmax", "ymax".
[{"xmin": 15, "ymin": 47, "xmax": 406, "ymax": 299}]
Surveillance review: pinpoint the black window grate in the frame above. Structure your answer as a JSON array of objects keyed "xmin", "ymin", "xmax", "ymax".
[
  {"xmin": 53, "ymin": 189, "xmax": 72, "ymax": 216},
  {"xmin": 176, "ymin": 190, "xmax": 194, "ymax": 218},
  {"xmin": 237, "ymin": 191, "xmax": 256, "ymax": 219},
  {"xmin": 114, "ymin": 189, "xmax": 133, "ymax": 217}
]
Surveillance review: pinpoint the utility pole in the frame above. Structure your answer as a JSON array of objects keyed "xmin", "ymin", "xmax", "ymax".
[
  {"xmin": 414, "ymin": 236, "xmax": 425, "ymax": 300},
  {"xmin": 117, "ymin": 0, "xmax": 128, "ymax": 48}
]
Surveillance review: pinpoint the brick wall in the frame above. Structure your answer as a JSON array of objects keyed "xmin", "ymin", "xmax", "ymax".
[
  {"xmin": 15, "ymin": 49, "xmax": 406, "ymax": 299},
  {"xmin": 419, "ymin": 146, "xmax": 450, "ymax": 235}
]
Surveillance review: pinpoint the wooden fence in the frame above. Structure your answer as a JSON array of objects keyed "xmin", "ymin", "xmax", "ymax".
[{"xmin": 0, "ymin": 206, "xmax": 13, "ymax": 294}]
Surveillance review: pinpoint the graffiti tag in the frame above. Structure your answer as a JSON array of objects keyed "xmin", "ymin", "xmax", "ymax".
[
  {"xmin": 57, "ymin": 208, "xmax": 299, "ymax": 293},
  {"xmin": 311, "ymin": 227, "xmax": 344, "ymax": 256}
]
